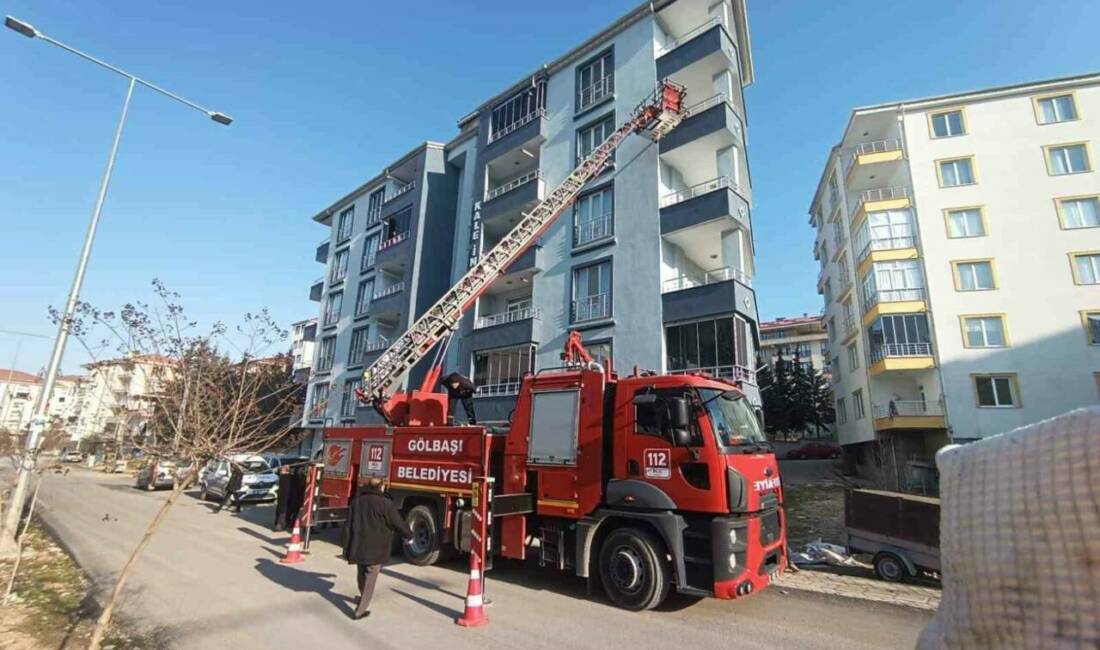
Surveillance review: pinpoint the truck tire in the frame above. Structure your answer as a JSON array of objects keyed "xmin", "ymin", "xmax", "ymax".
[
  {"xmin": 403, "ymin": 505, "xmax": 442, "ymax": 566},
  {"xmin": 598, "ymin": 527, "xmax": 671, "ymax": 611},
  {"xmin": 873, "ymin": 552, "xmax": 907, "ymax": 582}
]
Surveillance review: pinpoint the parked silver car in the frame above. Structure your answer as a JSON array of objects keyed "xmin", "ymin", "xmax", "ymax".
[
  {"xmin": 198, "ymin": 454, "xmax": 278, "ymax": 503},
  {"xmin": 135, "ymin": 459, "xmax": 177, "ymax": 491}
]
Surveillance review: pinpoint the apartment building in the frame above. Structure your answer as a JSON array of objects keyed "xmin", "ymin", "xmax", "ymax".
[
  {"xmin": 289, "ymin": 318, "xmax": 317, "ymax": 383},
  {"xmin": 0, "ymin": 369, "xmax": 84, "ymax": 435},
  {"xmin": 757, "ymin": 315, "xmax": 829, "ymax": 375},
  {"xmin": 71, "ymin": 354, "xmax": 173, "ymax": 442},
  {"xmin": 303, "ymin": 0, "xmax": 759, "ymax": 442},
  {"xmin": 810, "ymin": 72, "xmax": 1100, "ymax": 490}
]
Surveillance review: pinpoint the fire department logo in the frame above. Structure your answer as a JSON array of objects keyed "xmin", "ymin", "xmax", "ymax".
[{"xmin": 327, "ymin": 444, "xmax": 346, "ymax": 467}]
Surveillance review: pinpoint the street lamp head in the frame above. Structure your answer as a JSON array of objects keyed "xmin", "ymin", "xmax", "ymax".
[
  {"xmin": 209, "ymin": 111, "xmax": 233, "ymax": 126},
  {"xmin": 5, "ymin": 16, "xmax": 38, "ymax": 38}
]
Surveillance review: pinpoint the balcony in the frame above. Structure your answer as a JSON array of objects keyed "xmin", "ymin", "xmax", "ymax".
[
  {"xmin": 481, "ymin": 166, "xmax": 544, "ymax": 232},
  {"xmin": 365, "ymin": 337, "xmax": 390, "ymax": 353},
  {"xmin": 845, "ymin": 139, "xmax": 905, "ymax": 190},
  {"xmin": 661, "ymin": 267, "xmax": 756, "ymax": 325},
  {"xmin": 486, "ymin": 169, "xmax": 541, "ymax": 202},
  {"xmin": 872, "ymin": 400, "xmax": 946, "ymax": 432},
  {"xmin": 309, "ymin": 277, "xmax": 324, "ymax": 302},
  {"xmin": 378, "ymin": 231, "xmax": 409, "ymax": 251},
  {"xmin": 374, "ymin": 230, "xmax": 412, "ymax": 272},
  {"xmin": 484, "ymin": 108, "xmax": 548, "ymax": 164},
  {"xmin": 574, "ymin": 213, "xmax": 614, "ymax": 248},
  {"xmin": 469, "ymin": 306, "xmax": 540, "ymax": 351},
  {"xmin": 669, "ymin": 364, "xmax": 756, "ymax": 386},
  {"xmin": 315, "ymin": 239, "xmax": 330, "ymax": 264},
  {"xmin": 373, "ymin": 282, "xmax": 405, "ymax": 301},
  {"xmin": 475, "ymin": 306, "xmax": 540, "ymax": 330},
  {"xmin": 577, "ymin": 74, "xmax": 614, "ymax": 113},
  {"xmin": 842, "ymin": 315, "xmax": 859, "ymax": 342},
  {"xmin": 572, "ymin": 293, "xmax": 611, "ymax": 324},
  {"xmin": 370, "ymin": 281, "xmax": 406, "ymax": 322},
  {"xmin": 474, "ymin": 381, "xmax": 522, "ymax": 398},
  {"xmin": 868, "ymin": 342, "xmax": 935, "ymax": 376},
  {"xmin": 849, "ymin": 138, "xmax": 904, "ymax": 170},
  {"xmin": 850, "ymin": 186, "xmax": 912, "ymax": 232},
  {"xmin": 662, "ymin": 266, "xmax": 751, "ymax": 293},
  {"xmin": 862, "ymin": 287, "xmax": 927, "ymax": 325},
  {"xmin": 660, "ymin": 91, "xmax": 743, "ymax": 155},
  {"xmin": 656, "ymin": 17, "xmax": 738, "ymax": 86},
  {"xmin": 856, "ymin": 235, "xmax": 919, "ymax": 275}
]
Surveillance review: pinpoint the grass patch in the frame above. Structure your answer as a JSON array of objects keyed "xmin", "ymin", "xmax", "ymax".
[{"xmin": 784, "ymin": 484, "xmax": 847, "ymax": 549}]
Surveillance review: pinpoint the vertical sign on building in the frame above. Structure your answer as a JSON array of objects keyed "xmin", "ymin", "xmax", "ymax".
[{"xmin": 468, "ymin": 200, "xmax": 483, "ymax": 269}]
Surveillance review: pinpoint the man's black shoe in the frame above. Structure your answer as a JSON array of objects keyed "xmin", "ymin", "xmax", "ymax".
[{"xmin": 354, "ymin": 611, "xmax": 371, "ymax": 620}]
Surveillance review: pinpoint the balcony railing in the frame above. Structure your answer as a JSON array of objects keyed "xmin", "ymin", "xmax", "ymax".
[
  {"xmin": 680, "ymin": 91, "xmax": 734, "ymax": 120},
  {"xmin": 857, "ymin": 235, "xmax": 917, "ymax": 263},
  {"xmin": 372, "ymin": 282, "xmax": 405, "ymax": 301},
  {"xmin": 486, "ymin": 169, "xmax": 541, "ymax": 202},
  {"xmin": 474, "ymin": 381, "xmax": 522, "ymax": 397},
  {"xmin": 869, "ymin": 342, "xmax": 933, "ymax": 365},
  {"xmin": 574, "ymin": 213, "xmax": 613, "ymax": 246},
  {"xmin": 572, "ymin": 293, "xmax": 611, "ymax": 322},
  {"xmin": 851, "ymin": 185, "xmax": 911, "ymax": 219},
  {"xmin": 378, "ymin": 231, "xmax": 409, "ymax": 251},
  {"xmin": 660, "ymin": 175, "xmax": 738, "ymax": 208},
  {"xmin": 365, "ymin": 337, "xmax": 390, "ymax": 353},
  {"xmin": 577, "ymin": 74, "xmax": 614, "ymax": 111},
  {"xmin": 843, "ymin": 315, "xmax": 859, "ymax": 340},
  {"xmin": 662, "ymin": 266, "xmax": 751, "ymax": 293},
  {"xmin": 669, "ymin": 364, "xmax": 757, "ymax": 386},
  {"xmin": 847, "ymin": 139, "xmax": 904, "ymax": 174},
  {"xmin": 863, "ymin": 287, "xmax": 926, "ymax": 311},
  {"xmin": 474, "ymin": 306, "xmax": 541, "ymax": 330},
  {"xmin": 384, "ymin": 181, "xmax": 415, "ymax": 204},
  {"xmin": 872, "ymin": 400, "xmax": 944, "ymax": 419},
  {"xmin": 656, "ymin": 16, "xmax": 721, "ymax": 56},
  {"xmin": 488, "ymin": 108, "xmax": 547, "ymax": 144}
]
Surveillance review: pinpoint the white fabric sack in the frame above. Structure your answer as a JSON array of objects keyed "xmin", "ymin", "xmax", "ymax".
[{"xmin": 918, "ymin": 407, "xmax": 1100, "ymax": 649}]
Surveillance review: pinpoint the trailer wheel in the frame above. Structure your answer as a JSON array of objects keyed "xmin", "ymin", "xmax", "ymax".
[
  {"xmin": 403, "ymin": 505, "xmax": 442, "ymax": 566},
  {"xmin": 598, "ymin": 528, "xmax": 671, "ymax": 611},
  {"xmin": 873, "ymin": 552, "xmax": 906, "ymax": 582}
]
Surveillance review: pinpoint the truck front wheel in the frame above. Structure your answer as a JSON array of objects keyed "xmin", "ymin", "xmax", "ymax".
[
  {"xmin": 598, "ymin": 528, "xmax": 671, "ymax": 611},
  {"xmin": 403, "ymin": 505, "xmax": 442, "ymax": 566}
]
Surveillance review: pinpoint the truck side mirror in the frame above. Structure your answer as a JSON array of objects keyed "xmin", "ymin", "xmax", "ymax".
[
  {"xmin": 632, "ymin": 393, "xmax": 657, "ymax": 405},
  {"xmin": 670, "ymin": 427, "xmax": 693, "ymax": 447},
  {"xmin": 669, "ymin": 397, "xmax": 691, "ymax": 429}
]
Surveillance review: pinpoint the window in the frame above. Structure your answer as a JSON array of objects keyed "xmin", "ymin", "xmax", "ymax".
[
  {"xmin": 945, "ymin": 207, "xmax": 986, "ymax": 238},
  {"xmin": 868, "ymin": 314, "xmax": 931, "ymax": 361},
  {"xmin": 974, "ymin": 374, "xmax": 1018, "ymax": 408},
  {"xmin": 930, "ymin": 109, "xmax": 966, "ymax": 138},
  {"xmin": 828, "ymin": 316, "xmax": 836, "ymax": 342},
  {"xmin": 665, "ymin": 317, "xmax": 739, "ymax": 375},
  {"xmin": 572, "ymin": 260, "xmax": 612, "ymax": 322},
  {"xmin": 308, "ymin": 382, "xmax": 330, "ymax": 420},
  {"xmin": 836, "ymin": 397, "xmax": 847, "ymax": 424},
  {"xmin": 1057, "ymin": 196, "xmax": 1100, "ymax": 230},
  {"xmin": 574, "ymin": 187, "xmax": 614, "ymax": 246},
  {"xmin": 864, "ymin": 259, "xmax": 925, "ymax": 303},
  {"xmin": 317, "ymin": 336, "xmax": 336, "ymax": 372},
  {"xmin": 1046, "ymin": 143, "xmax": 1091, "ymax": 175},
  {"xmin": 330, "ymin": 248, "xmax": 349, "ymax": 283},
  {"xmin": 837, "ymin": 255, "xmax": 850, "ymax": 287},
  {"xmin": 354, "ymin": 280, "xmax": 374, "ymax": 317},
  {"xmin": 1035, "ymin": 94, "xmax": 1078, "ymax": 124},
  {"xmin": 585, "ymin": 340, "xmax": 613, "ymax": 367},
  {"xmin": 859, "ymin": 209, "xmax": 915, "ymax": 251},
  {"xmin": 853, "ymin": 390, "xmax": 865, "ymax": 419},
  {"xmin": 576, "ymin": 50, "xmax": 613, "ymax": 111},
  {"xmin": 336, "ymin": 206, "xmax": 355, "ymax": 241},
  {"xmin": 382, "ymin": 207, "xmax": 412, "ymax": 241},
  {"xmin": 1071, "ymin": 253, "xmax": 1100, "ymax": 285},
  {"xmin": 348, "ymin": 326, "xmax": 369, "ymax": 365},
  {"xmin": 577, "ymin": 115, "xmax": 615, "ymax": 165},
  {"xmin": 953, "ymin": 260, "xmax": 996, "ymax": 291},
  {"xmin": 323, "ymin": 290, "xmax": 343, "ymax": 326},
  {"xmin": 847, "ymin": 342, "xmax": 859, "ymax": 372},
  {"xmin": 340, "ymin": 379, "xmax": 363, "ymax": 419},
  {"xmin": 938, "ymin": 157, "xmax": 976, "ymax": 187},
  {"xmin": 366, "ymin": 188, "xmax": 385, "ymax": 221},
  {"xmin": 962, "ymin": 315, "xmax": 1007, "ymax": 348},
  {"xmin": 1081, "ymin": 311, "xmax": 1100, "ymax": 345},
  {"xmin": 472, "ymin": 345, "xmax": 534, "ymax": 396},
  {"xmin": 490, "ymin": 80, "xmax": 546, "ymax": 140},
  {"xmin": 361, "ymin": 233, "xmax": 380, "ymax": 271},
  {"xmin": 827, "ymin": 174, "xmax": 840, "ymax": 209}
]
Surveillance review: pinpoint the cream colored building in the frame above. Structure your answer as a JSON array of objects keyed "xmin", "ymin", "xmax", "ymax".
[
  {"xmin": 0, "ymin": 370, "xmax": 84, "ymax": 435},
  {"xmin": 757, "ymin": 315, "xmax": 828, "ymax": 375},
  {"xmin": 72, "ymin": 354, "xmax": 174, "ymax": 442},
  {"xmin": 810, "ymin": 72, "xmax": 1100, "ymax": 490}
]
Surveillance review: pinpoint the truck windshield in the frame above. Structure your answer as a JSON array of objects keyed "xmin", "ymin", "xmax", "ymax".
[{"xmin": 697, "ymin": 388, "xmax": 766, "ymax": 448}]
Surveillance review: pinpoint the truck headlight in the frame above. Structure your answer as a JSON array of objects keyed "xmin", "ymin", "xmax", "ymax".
[
  {"xmin": 728, "ymin": 553, "xmax": 738, "ymax": 570},
  {"xmin": 728, "ymin": 529, "xmax": 737, "ymax": 545}
]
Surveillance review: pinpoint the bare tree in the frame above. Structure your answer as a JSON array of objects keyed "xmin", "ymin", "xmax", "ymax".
[{"xmin": 54, "ymin": 280, "xmax": 305, "ymax": 649}]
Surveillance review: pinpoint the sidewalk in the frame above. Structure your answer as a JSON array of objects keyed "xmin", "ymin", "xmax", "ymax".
[{"xmin": 777, "ymin": 567, "xmax": 941, "ymax": 611}]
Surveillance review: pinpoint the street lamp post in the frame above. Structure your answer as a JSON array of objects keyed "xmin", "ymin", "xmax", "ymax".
[{"xmin": 0, "ymin": 16, "xmax": 233, "ymax": 556}]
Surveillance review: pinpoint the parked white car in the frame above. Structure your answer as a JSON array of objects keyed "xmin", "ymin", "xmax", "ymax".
[{"xmin": 198, "ymin": 454, "xmax": 278, "ymax": 503}]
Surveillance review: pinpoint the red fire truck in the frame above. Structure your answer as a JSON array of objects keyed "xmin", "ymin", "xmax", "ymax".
[{"xmin": 315, "ymin": 80, "xmax": 787, "ymax": 610}]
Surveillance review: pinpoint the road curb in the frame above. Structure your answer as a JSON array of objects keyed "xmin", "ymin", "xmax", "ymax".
[{"xmin": 774, "ymin": 571, "xmax": 940, "ymax": 613}]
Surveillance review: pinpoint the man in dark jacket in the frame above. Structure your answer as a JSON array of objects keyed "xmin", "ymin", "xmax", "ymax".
[
  {"xmin": 342, "ymin": 477, "xmax": 413, "ymax": 619},
  {"xmin": 215, "ymin": 462, "xmax": 244, "ymax": 513},
  {"xmin": 441, "ymin": 372, "xmax": 477, "ymax": 424}
]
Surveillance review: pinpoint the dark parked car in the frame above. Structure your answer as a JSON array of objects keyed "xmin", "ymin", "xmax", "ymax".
[{"xmin": 786, "ymin": 442, "xmax": 841, "ymax": 460}]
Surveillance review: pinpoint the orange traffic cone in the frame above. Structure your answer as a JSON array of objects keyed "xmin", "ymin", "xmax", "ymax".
[
  {"xmin": 280, "ymin": 517, "xmax": 305, "ymax": 564},
  {"xmin": 455, "ymin": 552, "xmax": 488, "ymax": 627}
]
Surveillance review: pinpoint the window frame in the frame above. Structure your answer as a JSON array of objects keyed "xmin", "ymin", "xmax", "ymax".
[
  {"xmin": 360, "ymin": 232, "xmax": 380, "ymax": 272},
  {"xmin": 308, "ymin": 382, "xmax": 331, "ymax": 420},
  {"xmin": 835, "ymin": 397, "xmax": 847, "ymax": 424},
  {"xmin": 943, "ymin": 205, "xmax": 988, "ymax": 238},
  {"xmin": 575, "ymin": 111, "xmax": 616, "ymax": 168},
  {"xmin": 972, "ymin": 373, "xmax": 1021, "ymax": 409},
  {"xmin": 959, "ymin": 314, "xmax": 1009, "ymax": 349},
  {"xmin": 846, "ymin": 342, "xmax": 859, "ymax": 372},
  {"xmin": 575, "ymin": 48, "xmax": 615, "ymax": 114},
  {"xmin": 1032, "ymin": 91, "xmax": 1080, "ymax": 126},
  {"xmin": 927, "ymin": 108, "xmax": 968, "ymax": 139},
  {"xmin": 951, "ymin": 259, "xmax": 998, "ymax": 291},
  {"xmin": 340, "ymin": 378, "xmax": 363, "ymax": 420},
  {"xmin": 330, "ymin": 247, "xmax": 350, "ymax": 284},
  {"xmin": 354, "ymin": 279, "xmax": 374, "ymax": 318},
  {"xmin": 1079, "ymin": 310, "xmax": 1100, "ymax": 346},
  {"xmin": 570, "ymin": 257, "xmax": 613, "ymax": 323},
  {"xmin": 1069, "ymin": 251, "xmax": 1100, "ymax": 285},
  {"xmin": 316, "ymin": 336, "xmax": 337, "ymax": 372},
  {"xmin": 852, "ymin": 389, "xmax": 865, "ymax": 420},
  {"xmin": 348, "ymin": 326, "xmax": 370, "ymax": 366},
  {"xmin": 1044, "ymin": 142, "xmax": 1093, "ymax": 176},
  {"xmin": 336, "ymin": 206, "xmax": 355, "ymax": 242},
  {"xmin": 1055, "ymin": 195, "xmax": 1100, "ymax": 230},
  {"xmin": 573, "ymin": 184, "xmax": 615, "ymax": 248},
  {"xmin": 936, "ymin": 156, "xmax": 978, "ymax": 187}
]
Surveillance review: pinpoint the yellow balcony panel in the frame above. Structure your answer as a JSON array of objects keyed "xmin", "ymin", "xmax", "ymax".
[
  {"xmin": 857, "ymin": 247, "xmax": 918, "ymax": 277},
  {"xmin": 850, "ymin": 196, "xmax": 912, "ymax": 233},
  {"xmin": 873, "ymin": 414, "xmax": 946, "ymax": 431},
  {"xmin": 856, "ymin": 149, "xmax": 904, "ymax": 167},
  {"xmin": 869, "ymin": 355, "xmax": 936, "ymax": 376},
  {"xmin": 862, "ymin": 299, "xmax": 926, "ymax": 326}
]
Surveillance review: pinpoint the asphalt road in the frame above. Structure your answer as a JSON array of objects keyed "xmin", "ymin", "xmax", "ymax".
[{"xmin": 19, "ymin": 467, "xmax": 930, "ymax": 649}]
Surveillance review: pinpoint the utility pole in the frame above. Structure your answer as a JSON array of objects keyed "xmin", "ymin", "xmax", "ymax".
[{"xmin": 0, "ymin": 16, "xmax": 233, "ymax": 557}]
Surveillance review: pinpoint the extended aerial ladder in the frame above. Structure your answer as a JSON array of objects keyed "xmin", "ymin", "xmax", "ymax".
[{"xmin": 356, "ymin": 80, "xmax": 687, "ymax": 425}]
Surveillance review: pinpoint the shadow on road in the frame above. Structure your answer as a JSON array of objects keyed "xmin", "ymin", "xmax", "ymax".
[
  {"xmin": 253, "ymin": 557, "xmax": 356, "ymax": 619},
  {"xmin": 237, "ymin": 526, "xmax": 288, "ymax": 546},
  {"xmin": 391, "ymin": 589, "xmax": 463, "ymax": 621},
  {"xmin": 381, "ymin": 566, "xmax": 465, "ymax": 601}
]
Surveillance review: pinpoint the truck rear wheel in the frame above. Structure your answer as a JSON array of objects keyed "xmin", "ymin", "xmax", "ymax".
[
  {"xmin": 598, "ymin": 527, "xmax": 671, "ymax": 611},
  {"xmin": 873, "ymin": 551, "xmax": 907, "ymax": 582},
  {"xmin": 403, "ymin": 505, "xmax": 442, "ymax": 566}
]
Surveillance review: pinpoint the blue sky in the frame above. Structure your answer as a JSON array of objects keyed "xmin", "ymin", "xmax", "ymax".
[{"xmin": 2, "ymin": 0, "xmax": 1099, "ymax": 374}]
